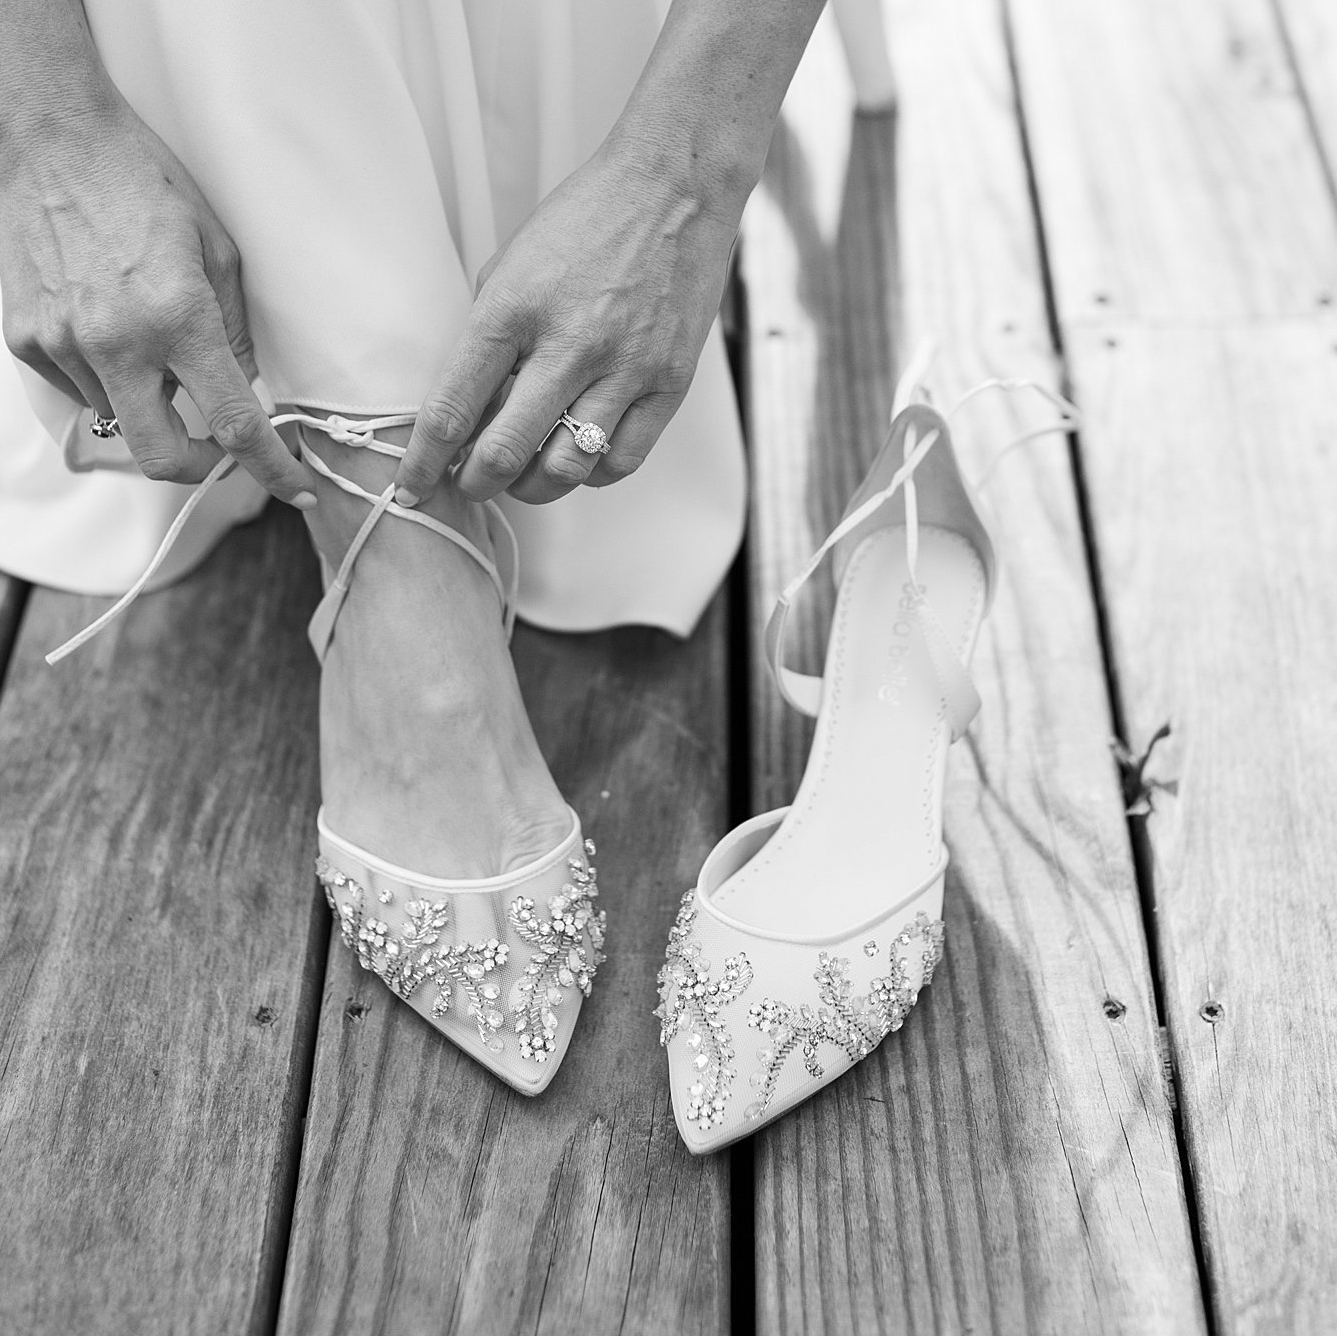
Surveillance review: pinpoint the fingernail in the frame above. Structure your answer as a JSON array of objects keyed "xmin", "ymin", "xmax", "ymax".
[
  {"xmin": 293, "ymin": 490, "xmax": 318, "ymax": 511},
  {"xmin": 394, "ymin": 487, "xmax": 420, "ymax": 507}
]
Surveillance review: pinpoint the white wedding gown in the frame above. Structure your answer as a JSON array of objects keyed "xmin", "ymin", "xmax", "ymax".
[{"xmin": 0, "ymin": 0, "xmax": 746, "ymax": 635}]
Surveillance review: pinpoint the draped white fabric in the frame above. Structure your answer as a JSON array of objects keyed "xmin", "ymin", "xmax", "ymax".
[{"xmin": 0, "ymin": 0, "xmax": 746, "ymax": 634}]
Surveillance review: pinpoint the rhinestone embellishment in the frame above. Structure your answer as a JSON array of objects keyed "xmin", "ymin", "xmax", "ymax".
[
  {"xmin": 741, "ymin": 913, "xmax": 945, "ymax": 1122},
  {"xmin": 316, "ymin": 857, "xmax": 510, "ymax": 1046},
  {"xmin": 508, "ymin": 840, "xmax": 607, "ymax": 1063},
  {"xmin": 654, "ymin": 891, "xmax": 754, "ymax": 1132}
]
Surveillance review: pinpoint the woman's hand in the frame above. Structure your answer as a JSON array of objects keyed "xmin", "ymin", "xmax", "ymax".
[
  {"xmin": 395, "ymin": 133, "xmax": 741, "ymax": 507},
  {"xmin": 397, "ymin": 0, "xmax": 825, "ymax": 509},
  {"xmin": 0, "ymin": 93, "xmax": 315, "ymax": 506}
]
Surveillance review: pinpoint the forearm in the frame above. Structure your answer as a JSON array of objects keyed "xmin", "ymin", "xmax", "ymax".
[
  {"xmin": 611, "ymin": 0, "xmax": 827, "ymax": 224},
  {"xmin": 0, "ymin": 0, "xmax": 117, "ymax": 156}
]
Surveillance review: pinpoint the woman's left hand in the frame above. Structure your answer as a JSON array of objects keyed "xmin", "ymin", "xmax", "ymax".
[{"xmin": 394, "ymin": 132, "xmax": 742, "ymax": 507}]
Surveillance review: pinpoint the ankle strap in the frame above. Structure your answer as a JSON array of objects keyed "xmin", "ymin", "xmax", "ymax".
[
  {"xmin": 763, "ymin": 344, "xmax": 1080, "ymax": 738},
  {"xmin": 763, "ymin": 406, "xmax": 984, "ymax": 740},
  {"xmin": 46, "ymin": 410, "xmax": 519, "ymax": 666},
  {"xmin": 288, "ymin": 415, "xmax": 518, "ymax": 662}
]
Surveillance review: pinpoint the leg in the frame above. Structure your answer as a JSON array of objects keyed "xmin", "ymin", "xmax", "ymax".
[{"xmin": 299, "ymin": 419, "xmax": 570, "ymax": 879}]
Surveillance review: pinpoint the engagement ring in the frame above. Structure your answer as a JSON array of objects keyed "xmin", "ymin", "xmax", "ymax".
[
  {"xmin": 89, "ymin": 413, "xmax": 121, "ymax": 439},
  {"xmin": 557, "ymin": 411, "xmax": 610, "ymax": 456}
]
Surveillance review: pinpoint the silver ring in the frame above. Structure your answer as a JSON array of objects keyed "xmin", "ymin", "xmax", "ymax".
[
  {"xmin": 557, "ymin": 410, "xmax": 610, "ymax": 456},
  {"xmin": 89, "ymin": 412, "xmax": 121, "ymax": 440}
]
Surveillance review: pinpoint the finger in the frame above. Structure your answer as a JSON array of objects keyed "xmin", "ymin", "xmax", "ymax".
[
  {"xmin": 9, "ymin": 325, "xmax": 115, "ymax": 414},
  {"xmin": 60, "ymin": 356, "xmax": 118, "ymax": 419},
  {"xmin": 21, "ymin": 353, "xmax": 106, "ymax": 413},
  {"xmin": 168, "ymin": 313, "xmax": 316, "ymax": 507},
  {"xmin": 199, "ymin": 225, "xmax": 262, "ymax": 384},
  {"xmin": 584, "ymin": 395, "xmax": 679, "ymax": 488},
  {"xmin": 395, "ymin": 315, "xmax": 521, "ymax": 506},
  {"xmin": 507, "ymin": 380, "xmax": 629, "ymax": 505},
  {"xmin": 452, "ymin": 380, "xmax": 511, "ymax": 464},
  {"xmin": 453, "ymin": 358, "xmax": 588, "ymax": 502},
  {"xmin": 108, "ymin": 371, "xmax": 227, "ymax": 484}
]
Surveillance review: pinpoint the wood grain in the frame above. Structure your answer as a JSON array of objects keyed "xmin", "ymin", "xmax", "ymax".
[
  {"xmin": 1273, "ymin": 0, "xmax": 1337, "ymax": 195},
  {"xmin": 742, "ymin": 7, "xmax": 1203, "ymax": 1332},
  {"xmin": 0, "ymin": 508, "xmax": 324, "ymax": 1335},
  {"xmin": 1010, "ymin": 0, "xmax": 1337, "ymax": 1327},
  {"xmin": 1005, "ymin": 0, "xmax": 1337, "ymax": 324},
  {"xmin": 276, "ymin": 609, "xmax": 734, "ymax": 1336},
  {"xmin": 1065, "ymin": 328, "xmax": 1337, "ymax": 1332}
]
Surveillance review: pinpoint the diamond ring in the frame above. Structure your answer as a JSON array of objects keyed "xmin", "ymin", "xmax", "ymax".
[
  {"xmin": 557, "ymin": 411, "xmax": 610, "ymax": 456},
  {"xmin": 89, "ymin": 412, "xmax": 121, "ymax": 440}
]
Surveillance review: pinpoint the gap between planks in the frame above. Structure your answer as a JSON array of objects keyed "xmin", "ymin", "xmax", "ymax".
[
  {"xmin": 995, "ymin": 2, "xmax": 1221, "ymax": 1325},
  {"xmin": 0, "ymin": 576, "xmax": 30, "ymax": 693}
]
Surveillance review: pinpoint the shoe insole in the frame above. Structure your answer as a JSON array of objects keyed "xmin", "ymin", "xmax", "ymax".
[{"xmin": 712, "ymin": 523, "xmax": 986, "ymax": 939}]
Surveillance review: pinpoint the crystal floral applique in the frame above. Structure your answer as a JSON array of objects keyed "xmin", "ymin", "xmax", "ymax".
[
  {"xmin": 316, "ymin": 857, "xmax": 510, "ymax": 1050},
  {"xmin": 507, "ymin": 840, "xmax": 607, "ymax": 1064},
  {"xmin": 742, "ymin": 912, "xmax": 945, "ymax": 1121},
  {"xmin": 654, "ymin": 891, "xmax": 755, "ymax": 1132}
]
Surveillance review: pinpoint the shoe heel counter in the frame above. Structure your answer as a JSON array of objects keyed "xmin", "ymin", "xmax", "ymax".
[{"xmin": 832, "ymin": 403, "xmax": 997, "ymax": 605}]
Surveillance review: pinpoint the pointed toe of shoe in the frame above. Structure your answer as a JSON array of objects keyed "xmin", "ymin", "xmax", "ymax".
[
  {"xmin": 665, "ymin": 1045, "xmax": 747, "ymax": 1155},
  {"xmin": 431, "ymin": 991, "xmax": 586, "ymax": 1096},
  {"xmin": 317, "ymin": 809, "xmax": 607, "ymax": 1092},
  {"xmin": 655, "ymin": 880, "xmax": 947, "ymax": 1151}
]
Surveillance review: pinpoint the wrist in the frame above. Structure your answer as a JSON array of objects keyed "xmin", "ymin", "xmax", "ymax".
[
  {"xmin": 0, "ymin": 10, "xmax": 121, "ymax": 165},
  {"xmin": 604, "ymin": 104, "xmax": 761, "ymax": 231},
  {"xmin": 0, "ymin": 81, "xmax": 125, "ymax": 178},
  {"xmin": 605, "ymin": 0, "xmax": 824, "ymax": 229}
]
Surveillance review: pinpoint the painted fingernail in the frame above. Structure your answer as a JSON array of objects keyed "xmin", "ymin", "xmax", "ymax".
[
  {"xmin": 293, "ymin": 491, "xmax": 318, "ymax": 511},
  {"xmin": 395, "ymin": 487, "xmax": 420, "ymax": 507}
]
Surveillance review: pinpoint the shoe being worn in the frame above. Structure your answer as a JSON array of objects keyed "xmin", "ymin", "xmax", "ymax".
[
  {"xmin": 48, "ymin": 411, "xmax": 606, "ymax": 1095},
  {"xmin": 654, "ymin": 349, "xmax": 1077, "ymax": 1152}
]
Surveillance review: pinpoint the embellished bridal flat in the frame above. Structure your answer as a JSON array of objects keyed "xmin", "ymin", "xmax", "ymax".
[
  {"xmin": 655, "ymin": 349, "xmax": 1077, "ymax": 1152},
  {"xmin": 48, "ymin": 410, "xmax": 606, "ymax": 1094}
]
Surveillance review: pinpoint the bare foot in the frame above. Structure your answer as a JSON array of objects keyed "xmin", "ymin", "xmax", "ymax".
[{"xmin": 297, "ymin": 419, "xmax": 570, "ymax": 878}]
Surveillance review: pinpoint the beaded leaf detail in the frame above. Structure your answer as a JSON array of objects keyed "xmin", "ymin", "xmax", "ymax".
[
  {"xmin": 316, "ymin": 857, "xmax": 510, "ymax": 1049},
  {"xmin": 654, "ymin": 891, "xmax": 754, "ymax": 1132},
  {"xmin": 742, "ymin": 912, "xmax": 945, "ymax": 1122},
  {"xmin": 507, "ymin": 841, "xmax": 607, "ymax": 1064}
]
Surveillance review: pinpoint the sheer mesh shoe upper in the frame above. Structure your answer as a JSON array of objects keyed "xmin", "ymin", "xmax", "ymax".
[{"xmin": 317, "ymin": 814, "xmax": 606, "ymax": 1092}]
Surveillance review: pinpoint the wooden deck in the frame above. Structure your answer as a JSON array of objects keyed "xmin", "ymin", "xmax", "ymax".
[{"xmin": 3, "ymin": 1, "xmax": 1335, "ymax": 1331}]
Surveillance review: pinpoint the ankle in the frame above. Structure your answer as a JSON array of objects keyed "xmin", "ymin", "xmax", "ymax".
[
  {"xmin": 319, "ymin": 703, "xmax": 569, "ymax": 877},
  {"xmin": 294, "ymin": 416, "xmax": 489, "ymax": 567}
]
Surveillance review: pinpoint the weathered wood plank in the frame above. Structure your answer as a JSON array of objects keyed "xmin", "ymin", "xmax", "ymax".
[
  {"xmin": 0, "ymin": 508, "xmax": 324, "ymax": 1335},
  {"xmin": 277, "ymin": 609, "xmax": 733, "ymax": 1336},
  {"xmin": 1009, "ymin": 0, "xmax": 1337, "ymax": 1327},
  {"xmin": 743, "ymin": 8, "xmax": 1202, "ymax": 1332},
  {"xmin": 1060, "ymin": 327, "xmax": 1337, "ymax": 1333},
  {"xmin": 1006, "ymin": 0, "xmax": 1337, "ymax": 323}
]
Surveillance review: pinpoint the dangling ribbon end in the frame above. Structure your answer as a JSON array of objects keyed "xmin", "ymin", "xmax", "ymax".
[{"xmin": 43, "ymin": 454, "xmax": 237, "ymax": 667}]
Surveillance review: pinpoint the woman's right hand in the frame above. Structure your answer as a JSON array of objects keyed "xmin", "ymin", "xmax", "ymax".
[{"xmin": 0, "ymin": 91, "xmax": 315, "ymax": 506}]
